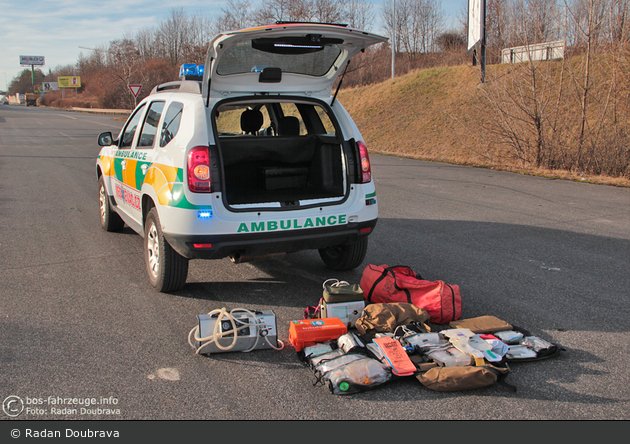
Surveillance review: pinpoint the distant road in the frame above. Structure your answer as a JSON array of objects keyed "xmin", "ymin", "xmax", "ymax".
[{"xmin": 1, "ymin": 105, "xmax": 629, "ymax": 422}]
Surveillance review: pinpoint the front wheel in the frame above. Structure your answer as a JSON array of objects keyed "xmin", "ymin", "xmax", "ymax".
[
  {"xmin": 99, "ymin": 176, "xmax": 124, "ymax": 232},
  {"xmin": 318, "ymin": 237, "xmax": 369, "ymax": 271},
  {"xmin": 144, "ymin": 208, "xmax": 189, "ymax": 292}
]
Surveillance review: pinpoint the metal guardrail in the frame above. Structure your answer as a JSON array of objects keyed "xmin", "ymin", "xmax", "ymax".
[{"xmin": 67, "ymin": 107, "xmax": 131, "ymax": 116}]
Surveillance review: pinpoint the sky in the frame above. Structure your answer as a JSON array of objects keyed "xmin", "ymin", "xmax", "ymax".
[{"xmin": 0, "ymin": 0, "xmax": 465, "ymax": 91}]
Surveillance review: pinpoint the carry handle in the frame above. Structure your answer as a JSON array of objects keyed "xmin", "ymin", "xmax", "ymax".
[
  {"xmin": 366, "ymin": 265, "xmax": 419, "ymax": 303},
  {"xmin": 322, "ymin": 278, "xmax": 350, "ymax": 290}
]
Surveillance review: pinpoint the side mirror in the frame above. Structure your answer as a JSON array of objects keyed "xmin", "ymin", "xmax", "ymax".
[{"xmin": 97, "ymin": 132, "xmax": 116, "ymax": 147}]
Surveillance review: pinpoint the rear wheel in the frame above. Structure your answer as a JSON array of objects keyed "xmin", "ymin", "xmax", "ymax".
[
  {"xmin": 318, "ymin": 237, "xmax": 368, "ymax": 271},
  {"xmin": 144, "ymin": 208, "xmax": 189, "ymax": 292},
  {"xmin": 99, "ymin": 176, "xmax": 124, "ymax": 232}
]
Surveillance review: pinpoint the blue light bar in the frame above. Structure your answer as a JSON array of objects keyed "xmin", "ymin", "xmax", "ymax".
[
  {"xmin": 179, "ymin": 63, "xmax": 197, "ymax": 78},
  {"xmin": 179, "ymin": 63, "xmax": 205, "ymax": 81}
]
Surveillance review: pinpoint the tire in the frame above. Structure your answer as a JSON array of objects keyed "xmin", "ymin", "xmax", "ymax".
[
  {"xmin": 144, "ymin": 208, "xmax": 189, "ymax": 292},
  {"xmin": 99, "ymin": 176, "xmax": 124, "ymax": 232},
  {"xmin": 318, "ymin": 237, "xmax": 369, "ymax": 271}
]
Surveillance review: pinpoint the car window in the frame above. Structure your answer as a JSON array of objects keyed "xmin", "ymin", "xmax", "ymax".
[
  {"xmin": 160, "ymin": 102, "xmax": 184, "ymax": 147},
  {"xmin": 280, "ymin": 103, "xmax": 336, "ymax": 136},
  {"xmin": 215, "ymin": 104, "xmax": 271, "ymax": 136},
  {"xmin": 216, "ymin": 40, "xmax": 342, "ymax": 76},
  {"xmin": 215, "ymin": 101, "xmax": 337, "ymax": 137},
  {"xmin": 315, "ymin": 106, "xmax": 336, "ymax": 135},
  {"xmin": 120, "ymin": 104, "xmax": 146, "ymax": 148},
  {"xmin": 137, "ymin": 101, "xmax": 165, "ymax": 148},
  {"xmin": 280, "ymin": 103, "xmax": 307, "ymax": 135}
]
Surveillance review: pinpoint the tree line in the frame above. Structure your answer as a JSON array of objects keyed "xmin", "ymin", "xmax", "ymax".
[
  {"xmin": 480, "ymin": 0, "xmax": 628, "ymax": 62},
  {"xmin": 8, "ymin": 0, "xmax": 455, "ymax": 106},
  {"xmin": 466, "ymin": 0, "xmax": 629, "ymax": 178},
  {"xmin": 6, "ymin": 0, "xmax": 629, "ymax": 179},
  {"xmin": 9, "ymin": 0, "xmax": 628, "ymax": 100}
]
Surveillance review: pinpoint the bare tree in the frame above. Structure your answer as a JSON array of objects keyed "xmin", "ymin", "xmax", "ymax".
[
  {"xmin": 212, "ymin": 0, "xmax": 256, "ymax": 34},
  {"xmin": 134, "ymin": 28, "xmax": 157, "ymax": 61},
  {"xmin": 155, "ymin": 7, "xmax": 192, "ymax": 65},
  {"xmin": 514, "ymin": 0, "xmax": 563, "ymax": 44},
  {"xmin": 473, "ymin": 1, "xmax": 566, "ymax": 169},
  {"xmin": 563, "ymin": 0, "xmax": 613, "ymax": 170},
  {"xmin": 255, "ymin": 0, "xmax": 315, "ymax": 23},
  {"xmin": 476, "ymin": 0, "xmax": 630, "ymax": 177},
  {"xmin": 187, "ymin": 12, "xmax": 216, "ymax": 53},
  {"xmin": 608, "ymin": 0, "xmax": 630, "ymax": 42},
  {"xmin": 343, "ymin": 0, "xmax": 374, "ymax": 30},
  {"xmin": 381, "ymin": 0, "xmax": 444, "ymax": 56},
  {"xmin": 484, "ymin": 0, "xmax": 513, "ymax": 63},
  {"xmin": 311, "ymin": 0, "xmax": 343, "ymax": 23}
]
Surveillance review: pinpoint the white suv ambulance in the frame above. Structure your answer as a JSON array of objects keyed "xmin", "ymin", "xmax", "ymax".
[{"xmin": 96, "ymin": 23, "xmax": 386, "ymax": 292}]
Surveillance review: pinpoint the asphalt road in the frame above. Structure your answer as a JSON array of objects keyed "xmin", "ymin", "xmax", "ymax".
[{"xmin": 1, "ymin": 104, "xmax": 629, "ymax": 423}]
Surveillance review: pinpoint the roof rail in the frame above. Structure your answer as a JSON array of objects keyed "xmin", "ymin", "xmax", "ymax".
[{"xmin": 150, "ymin": 80, "xmax": 201, "ymax": 95}]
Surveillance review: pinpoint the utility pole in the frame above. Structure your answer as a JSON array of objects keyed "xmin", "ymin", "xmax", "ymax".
[
  {"xmin": 391, "ymin": 0, "xmax": 396, "ymax": 79},
  {"xmin": 481, "ymin": 0, "xmax": 487, "ymax": 83}
]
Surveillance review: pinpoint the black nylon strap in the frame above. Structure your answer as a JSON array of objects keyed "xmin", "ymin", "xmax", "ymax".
[
  {"xmin": 366, "ymin": 268, "xmax": 390, "ymax": 303},
  {"xmin": 366, "ymin": 266, "xmax": 412, "ymax": 304},
  {"xmin": 387, "ymin": 266, "xmax": 412, "ymax": 304}
]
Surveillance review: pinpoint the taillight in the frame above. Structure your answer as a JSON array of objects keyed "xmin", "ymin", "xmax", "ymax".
[
  {"xmin": 357, "ymin": 141, "xmax": 372, "ymax": 183},
  {"xmin": 187, "ymin": 146, "xmax": 212, "ymax": 193}
]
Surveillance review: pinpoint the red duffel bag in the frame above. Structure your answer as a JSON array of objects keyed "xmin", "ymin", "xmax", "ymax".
[{"xmin": 360, "ymin": 264, "xmax": 462, "ymax": 325}]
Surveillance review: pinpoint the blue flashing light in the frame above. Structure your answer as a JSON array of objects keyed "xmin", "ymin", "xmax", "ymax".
[
  {"xmin": 198, "ymin": 210, "xmax": 213, "ymax": 219},
  {"xmin": 179, "ymin": 63, "xmax": 198, "ymax": 78},
  {"xmin": 179, "ymin": 63, "xmax": 205, "ymax": 80}
]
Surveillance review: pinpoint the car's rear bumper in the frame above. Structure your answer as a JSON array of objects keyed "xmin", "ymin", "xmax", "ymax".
[{"xmin": 165, "ymin": 218, "xmax": 377, "ymax": 260}]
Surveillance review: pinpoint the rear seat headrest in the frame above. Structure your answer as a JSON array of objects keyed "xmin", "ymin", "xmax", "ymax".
[
  {"xmin": 278, "ymin": 116, "xmax": 300, "ymax": 136},
  {"xmin": 241, "ymin": 109, "xmax": 264, "ymax": 134}
]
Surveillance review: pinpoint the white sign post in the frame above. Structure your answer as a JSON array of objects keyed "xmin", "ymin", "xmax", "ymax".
[{"xmin": 468, "ymin": 0, "xmax": 486, "ymax": 83}]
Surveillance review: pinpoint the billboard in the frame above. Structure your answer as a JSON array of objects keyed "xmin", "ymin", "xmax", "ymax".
[
  {"xmin": 467, "ymin": 0, "xmax": 485, "ymax": 52},
  {"xmin": 501, "ymin": 41, "xmax": 566, "ymax": 64},
  {"xmin": 20, "ymin": 55, "xmax": 45, "ymax": 66},
  {"xmin": 58, "ymin": 76, "xmax": 81, "ymax": 88},
  {"xmin": 42, "ymin": 82, "xmax": 59, "ymax": 91}
]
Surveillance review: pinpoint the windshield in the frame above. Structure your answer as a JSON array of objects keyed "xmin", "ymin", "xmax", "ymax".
[{"xmin": 216, "ymin": 40, "xmax": 342, "ymax": 77}]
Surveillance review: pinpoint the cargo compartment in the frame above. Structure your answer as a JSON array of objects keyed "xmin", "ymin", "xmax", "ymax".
[{"xmin": 214, "ymin": 100, "xmax": 347, "ymax": 207}]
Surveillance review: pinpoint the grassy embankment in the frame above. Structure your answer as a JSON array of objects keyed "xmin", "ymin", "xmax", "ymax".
[
  {"xmin": 46, "ymin": 55, "xmax": 628, "ymax": 187},
  {"xmin": 338, "ymin": 61, "xmax": 630, "ymax": 187}
]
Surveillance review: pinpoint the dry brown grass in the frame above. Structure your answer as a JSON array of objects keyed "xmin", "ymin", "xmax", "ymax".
[
  {"xmin": 40, "ymin": 90, "xmax": 101, "ymax": 109},
  {"xmin": 338, "ymin": 62, "xmax": 630, "ymax": 188}
]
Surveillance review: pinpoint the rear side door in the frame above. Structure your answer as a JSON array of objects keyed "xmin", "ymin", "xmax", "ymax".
[{"xmin": 112, "ymin": 100, "xmax": 165, "ymax": 225}]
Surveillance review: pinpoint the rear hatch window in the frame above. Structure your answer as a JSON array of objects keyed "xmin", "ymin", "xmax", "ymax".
[{"xmin": 216, "ymin": 38, "xmax": 343, "ymax": 77}]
